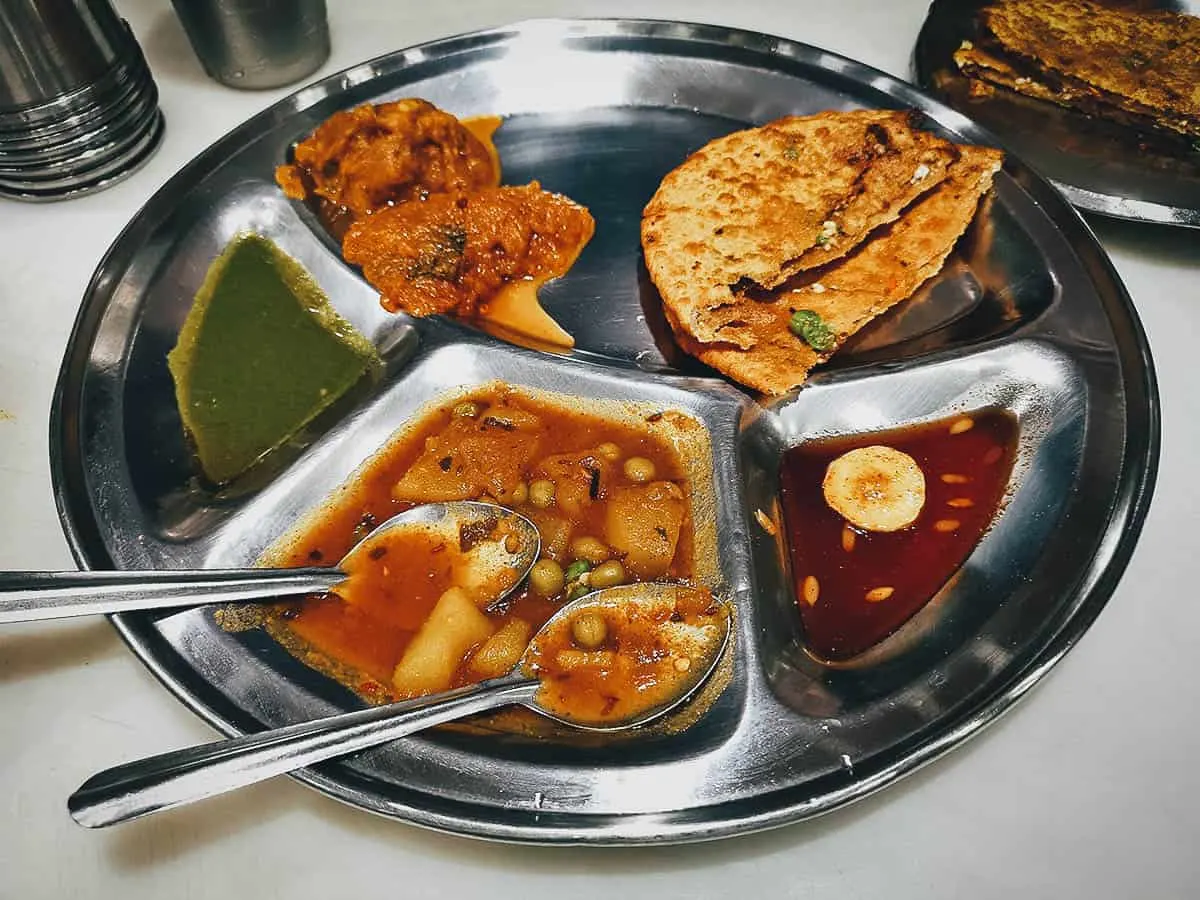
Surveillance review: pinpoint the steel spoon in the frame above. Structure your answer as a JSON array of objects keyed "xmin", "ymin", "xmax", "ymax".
[
  {"xmin": 0, "ymin": 501, "xmax": 539, "ymax": 624},
  {"xmin": 68, "ymin": 583, "xmax": 731, "ymax": 828}
]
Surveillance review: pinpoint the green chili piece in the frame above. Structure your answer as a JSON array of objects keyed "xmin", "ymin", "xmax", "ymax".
[{"xmin": 789, "ymin": 309, "xmax": 836, "ymax": 352}]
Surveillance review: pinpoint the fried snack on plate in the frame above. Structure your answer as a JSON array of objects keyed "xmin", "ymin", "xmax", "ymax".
[
  {"xmin": 641, "ymin": 109, "xmax": 961, "ymax": 349},
  {"xmin": 964, "ymin": 0, "xmax": 1200, "ymax": 141},
  {"xmin": 684, "ymin": 145, "xmax": 1003, "ymax": 395},
  {"xmin": 342, "ymin": 182, "xmax": 594, "ymax": 346},
  {"xmin": 275, "ymin": 98, "xmax": 502, "ymax": 219}
]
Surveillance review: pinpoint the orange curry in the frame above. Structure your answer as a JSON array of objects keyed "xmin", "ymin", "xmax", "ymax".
[
  {"xmin": 525, "ymin": 586, "xmax": 726, "ymax": 727},
  {"xmin": 342, "ymin": 183, "xmax": 595, "ymax": 320},
  {"xmin": 274, "ymin": 98, "xmax": 501, "ymax": 224}
]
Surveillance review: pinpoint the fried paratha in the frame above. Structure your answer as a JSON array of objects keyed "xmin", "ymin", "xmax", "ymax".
[
  {"xmin": 954, "ymin": 41, "xmax": 1093, "ymax": 109},
  {"xmin": 975, "ymin": 0, "xmax": 1200, "ymax": 140},
  {"xmin": 641, "ymin": 110, "xmax": 961, "ymax": 348},
  {"xmin": 953, "ymin": 39, "xmax": 1187, "ymax": 138},
  {"xmin": 682, "ymin": 145, "xmax": 1004, "ymax": 395}
]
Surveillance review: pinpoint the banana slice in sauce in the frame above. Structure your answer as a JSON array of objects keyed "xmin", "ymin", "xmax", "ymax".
[{"xmin": 822, "ymin": 445, "xmax": 926, "ymax": 533}]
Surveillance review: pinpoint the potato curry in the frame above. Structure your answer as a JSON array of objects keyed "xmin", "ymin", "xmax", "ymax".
[
  {"xmin": 526, "ymin": 585, "xmax": 728, "ymax": 728},
  {"xmin": 266, "ymin": 384, "xmax": 700, "ymax": 706}
]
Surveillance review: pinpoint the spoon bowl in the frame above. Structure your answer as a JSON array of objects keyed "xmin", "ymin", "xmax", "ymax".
[
  {"xmin": 335, "ymin": 499, "xmax": 541, "ymax": 599},
  {"xmin": 519, "ymin": 582, "xmax": 731, "ymax": 731},
  {"xmin": 68, "ymin": 583, "xmax": 732, "ymax": 827}
]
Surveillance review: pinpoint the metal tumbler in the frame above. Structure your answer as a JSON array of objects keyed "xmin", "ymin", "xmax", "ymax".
[
  {"xmin": 0, "ymin": 0, "xmax": 164, "ymax": 201},
  {"xmin": 169, "ymin": 0, "xmax": 331, "ymax": 90}
]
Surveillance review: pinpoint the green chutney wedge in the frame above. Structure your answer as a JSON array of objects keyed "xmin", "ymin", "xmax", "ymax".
[{"xmin": 168, "ymin": 233, "xmax": 381, "ymax": 485}]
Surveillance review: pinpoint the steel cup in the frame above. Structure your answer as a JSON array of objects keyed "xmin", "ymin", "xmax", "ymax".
[
  {"xmin": 0, "ymin": 0, "xmax": 164, "ymax": 201},
  {"xmin": 169, "ymin": 0, "xmax": 330, "ymax": 90},
  {"xmin": 0, "ymin": 0, "xmax": 130, "ymax": 111}
]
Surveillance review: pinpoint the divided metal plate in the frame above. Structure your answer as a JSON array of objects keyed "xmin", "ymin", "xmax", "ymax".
[
  {"xmin": 914, "ymin": 0, "xmax": 1200, "ymax": 227},
  {"xmin": 50, "ymin": 19, "xmax": 1158, "ymax": 843}
]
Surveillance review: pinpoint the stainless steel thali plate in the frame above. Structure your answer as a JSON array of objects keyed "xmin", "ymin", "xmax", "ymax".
[
  {"xmin": 914, "ymin": 0, "xmax": 1200, "ymax": 227},
  {"xmin": 51, "ymin": 19, "xmax": 1158, "ymax": 843}
]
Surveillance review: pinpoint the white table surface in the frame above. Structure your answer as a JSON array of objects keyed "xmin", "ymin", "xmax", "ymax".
[{"xmin": 1, "ymin": 1, "xmax": 1197, "ymax": 896}]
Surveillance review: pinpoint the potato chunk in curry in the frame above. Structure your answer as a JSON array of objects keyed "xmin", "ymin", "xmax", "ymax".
[
  {"xmin": 392, "ymin": 586, "xmax": 495, "ymax": 699},
  {"xmin": 531, "ymin": 451, "xmax": 614, "ymax": 519},
  {"xmin": 392, "ymin": 406, "xmax": 541, "ymax": 504},
  {"xmin": 604, "ymin": 481, "xmax": 687, "ymax": 578}
]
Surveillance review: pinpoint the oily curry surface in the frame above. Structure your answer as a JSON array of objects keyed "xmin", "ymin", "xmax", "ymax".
[
  {"xmin": 526, "ymin": 586, "xmax": 727, "ymax": 728},
  {"xmin": 263, "ymin": 384, "xmax": 703, "ymax": 714}
]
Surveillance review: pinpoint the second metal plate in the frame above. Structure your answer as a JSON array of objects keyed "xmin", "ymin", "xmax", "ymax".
[{"xmin": 914, "ymin": 0, "xmax": 1200, "ymax": 227}]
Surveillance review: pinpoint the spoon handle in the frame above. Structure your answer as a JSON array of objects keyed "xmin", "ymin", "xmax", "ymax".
[
  {"xmin": 0, "ymin": 568, "xmax": 346, "ymax": 624},
  {"xmin": 68, "ymin": 672, "xmax": 540, "ymax": 828}
]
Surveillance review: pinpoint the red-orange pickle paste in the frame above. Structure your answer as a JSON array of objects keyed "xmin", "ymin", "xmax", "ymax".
[{"xmin": 778, "ymin": 411, "xmax": 1017, "ymax": 661}]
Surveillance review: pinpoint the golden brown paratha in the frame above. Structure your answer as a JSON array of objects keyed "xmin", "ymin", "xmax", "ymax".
[
  {"xmin": 953, "ymin": 39, "xmax": 1187, "ymax": 138},
  {"xmin": 954, "ymin": 41, "xmax": 1092, "ymax": 108},
  {"xmin": 641, "ymin": 110, "xmax": 961, "ymax": 348},
  {"xmin": 979, "ymin": 0, "xmax": 1200, "ymax": 140},
  {"xmin": 684, "ymin": 145, "xmax": 1004, "ymax": 395}
]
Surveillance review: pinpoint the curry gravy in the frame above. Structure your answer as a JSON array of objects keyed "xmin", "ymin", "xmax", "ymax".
[{"xmin": 265, "ymin": 384, "xmax": 700, "ymax": 709}]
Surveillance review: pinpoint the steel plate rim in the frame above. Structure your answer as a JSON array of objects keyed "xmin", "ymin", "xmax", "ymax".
[
  {"xmin": 49, "ymin": 16, "xmax": 1160, "ymax": 844},
  {"xmin": 1052, "ymin": 180, "xmax": 1200, "ymax": 227}
]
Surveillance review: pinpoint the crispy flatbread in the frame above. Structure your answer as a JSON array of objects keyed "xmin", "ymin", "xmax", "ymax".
[
  {"xmin": 953, "ymin": 40, "xmax": 1185, "ymax": 137},
  {"xmin": 641, "ymin": 110, "xmax": 961, "ymax": 348},
  {"xmin": 954, "ymin": 42, "xmax": 1092, "ymax": 108},
  {"xmin": 978, "ymin": 0, "xmax": 1200, "ymax": 139},
  {"xmin": 685, "ymin": 146, "xmax": 1004, "ymax": 395}
]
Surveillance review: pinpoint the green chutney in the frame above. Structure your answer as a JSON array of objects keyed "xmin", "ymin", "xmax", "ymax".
[{"xmin": 167, "ymin": 233, "xmax": 380, "ymax": 485}]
